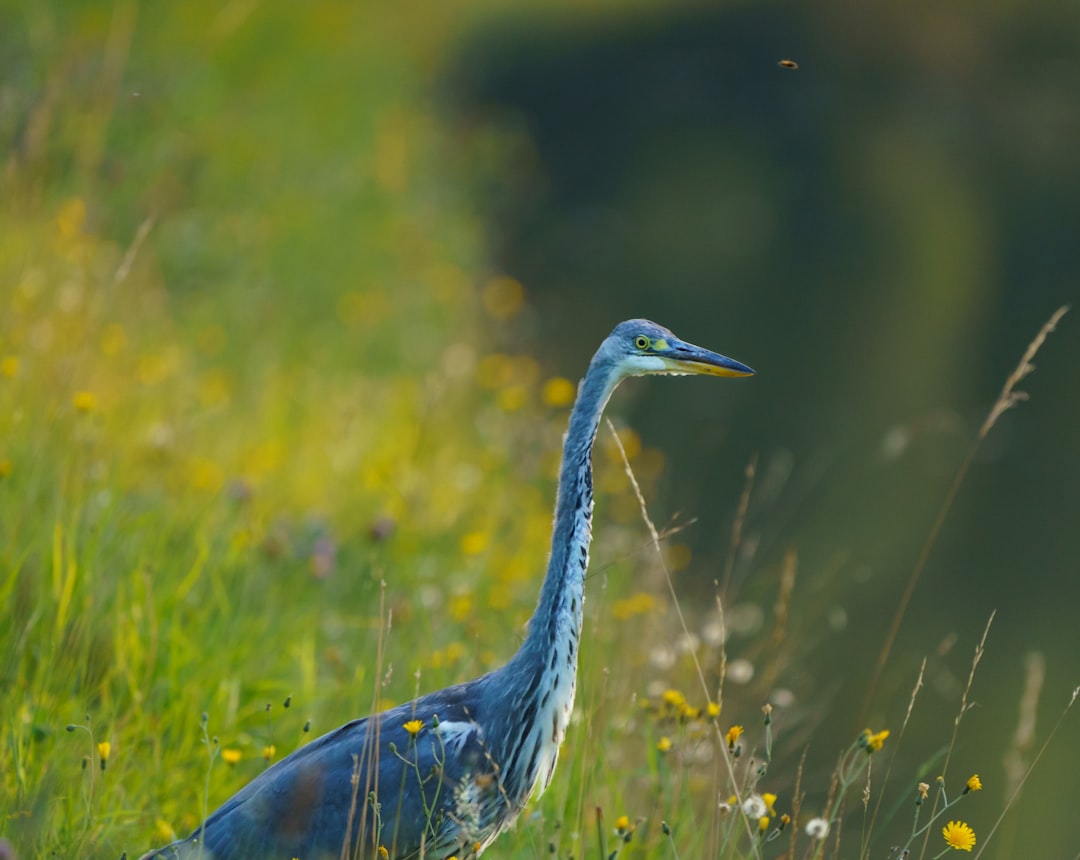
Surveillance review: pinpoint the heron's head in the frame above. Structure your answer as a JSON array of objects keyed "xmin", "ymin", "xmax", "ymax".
[{"xmin": 599, "ymin": 319, "xmax": 754, "ymax": 382}]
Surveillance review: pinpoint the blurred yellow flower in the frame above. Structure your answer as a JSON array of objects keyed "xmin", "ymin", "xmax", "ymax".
[
  {"xmin": 222, "ymin": 748, "xmax": 242, "ymax": 765},
  {"xmin": 0, "ymin": 356, "xmax": 19, "ymax": 378},
  {"xmin": 661, "ymin": 689, "xmax": 685, "ymax": 709},
  {"xmin": 863, "ymin": 728, "xmax": 890, "ymax": 752},
  {"xmin": 611, "ymin": 591, "xmax": 657, "ymax": 620},
  {"xmin": 403, "ymin": 719, "xmax": 424, "ymax": 737},
  {"xmin": 100, "ymin": 324, "xmax": 127, "ymax": 356},
  {"xmin": 449, "ymin": 594, "xmax": 473, "ymax": 622},
  {"xmin": 706, "ymin": 702, "xmax": 720, "ymax": 718},
  {"xmin": 942, "ymin": 820, "xmax": 976, "ymax": 851},
  {"xmin": 614, "ymin": 815, "xmax": 631, "ymax": 832},
  {"xmin": 656, "ymin": 736, "xmax": 672, "ymax": 752},
  {"xmin": 190, "ymin": 458, "xmax": 225, "ymax": 492},
  {"xmin": 762, "ymin": 792, "xmax": 777, "ymax": 816},
  {"xmin": 482, "ymin": 276, "xmax": 525, "ymax": 320},
  {"xmin": 56, "ymin": 197, "xmax": 86, "ymax": 239},
  {"xmin": 758, "ymin": 816, "xmax": 770, "ymax": 833},
  {"xmin": 965, "ymin": 774, "xmax": 982, "ymax": 793},
  {"xmin": 154, "ymin": 818, "xmax": 177, "ymax": 843},
  {"xmin": 460, "ymin": 532, "xmax": 487, "ymax": 555},
  {"xmin": 97, "ymin": 741, "xmax": 111, "ymax": 761},
  {"xmin": 263, "ymin": 745, "xmax": 276, "ymax": 761},
  {"xmin": 542, "ymin": 376, "xmax": 576, "ymax": 408},
  {"xmin": 497, "ymin": 384, "xmax": 527, "ymax": 412},
  {"xmin": 73, "ymin": 391, "xmax": 97, "ymax": 412},
  {"xmin": 378, "ymin": 847, "xmax": 389, "ymax": 860},
  {"xmin": 726, "ymin": 725, "xmax": 744, "ymax": 750}
]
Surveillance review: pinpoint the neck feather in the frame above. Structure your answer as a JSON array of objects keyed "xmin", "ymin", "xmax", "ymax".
[
  {"xmin": 486, "ymin": 355, "xmax": 620, "ymax": 801},
  {"xmin": 526, "ymin": 359, "xmax": 617, "ymax": 659}
]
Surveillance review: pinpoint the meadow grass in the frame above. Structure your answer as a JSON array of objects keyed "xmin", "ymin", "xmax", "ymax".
[{"xmin": 1, "ymin": 4, "xmax": 1076, "ymax": 859}]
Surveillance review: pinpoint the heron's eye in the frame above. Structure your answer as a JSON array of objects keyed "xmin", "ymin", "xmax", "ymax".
[{"xmin": 634, "ymin": 335, "xmax": 650, "ymax": 350}]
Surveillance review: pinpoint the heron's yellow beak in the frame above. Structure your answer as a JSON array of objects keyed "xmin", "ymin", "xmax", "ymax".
[{"xmin": 659, "ymin": 342, "xmax": 755, "ymax": 378}]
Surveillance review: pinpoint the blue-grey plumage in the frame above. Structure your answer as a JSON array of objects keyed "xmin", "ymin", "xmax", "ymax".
[{"xmin": 141, "ymin": 320, "xmax": 752, "ymax": 860}]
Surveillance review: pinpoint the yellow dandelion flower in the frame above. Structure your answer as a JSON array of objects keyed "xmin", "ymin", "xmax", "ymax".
[
  {"xmin": 725, "ymin": 724, "xmax": 744, "ymax": 749},
  {"xmin": 97, "ymin": 741, "xmax": 111, "ymax": 762},
  {"xmin": 614, "ymin": 815, "xmax": 630, "ymax": 832},
  {"xmin": 706, "ymin": 702, "xmax": 720, "ymax": 718},
  {"xmin": 542, "ymin": 376, "xmax": 577, "ymax": 408},
  {"xmin": 656, "ymin": 736, "xmax": 672, "ymax": 752},
  {"xmin": 762, "ymin": 792, "xmax": 777, "ymax": 816},
  {"xmin": 73, "ymin": 390, "xmax": 97, "ymax": 412},
  {"xmin": 221, "ymin": 748, "xmax": 242, "ymax": 765},
  {"xmin": 965, "ymin": 774, "xmax": 982, "ymax": 793},
  {"xmin": 942, "ymin": 820, "xmax": 976, "ymax": 851},
  {"xmin": 758, "ymin": 815, "xmax": 770, "ymax": 833},
  {"xmin": 862, "ymin": 728, "xmax": 889, "ymax": 752},
  {"xmin": 263, "ymin": 744, "xmax": 276, "ymax": 761},
  {"xmin": 0, "ymin": 356, "xmax": 19, "ymax": 378},
  {"xmin": 403, "ymin": 719, "xmax": 424, "ymax": 737},
  {"xmin": 378, "ymin": 847, "xmax": 389, "ymax": 859},
  {"xmin": 661, "ymin": 689, "xmax": 685, "ymax": 710}
]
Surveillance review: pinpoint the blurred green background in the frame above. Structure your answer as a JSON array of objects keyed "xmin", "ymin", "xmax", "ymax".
[{"xmin": 1, "ymin": 0, "xmax": 1077, "ymax": 857}]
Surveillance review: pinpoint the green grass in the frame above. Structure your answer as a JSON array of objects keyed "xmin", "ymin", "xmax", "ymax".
[{"xmin": 1, "ymin": 3, "xmax": 1075, "ymax": 859}]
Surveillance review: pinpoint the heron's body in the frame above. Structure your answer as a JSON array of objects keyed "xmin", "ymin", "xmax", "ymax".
[{"xmin": 143, "ymin": 320, "xmax": 752, "ymax": 860}]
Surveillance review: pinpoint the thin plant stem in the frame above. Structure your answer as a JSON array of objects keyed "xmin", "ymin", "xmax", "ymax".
[{"xmin": 861, "ymin": 305, "xmax": 1070, "ymax": 724}]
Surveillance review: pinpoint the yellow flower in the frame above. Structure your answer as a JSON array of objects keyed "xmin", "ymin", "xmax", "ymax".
[
  {"xmin": 942, "ymin": 820, "xmax": 976, "ymax": 851},
  {"xmin": 862, "ymin": 728, "xmax": 890, "ymax": 752},
  {"xmin": 725, "ymin": 724, "xmax": 744, "ymax": 750},
  {"xmin": 758, "ymin": 815, "xmax": 770, "ymax": 832},
  {"xmin": 97, "ymin": 741, "xmax": 111, "ymax": 762},
  {"xmin": 965, "ymin": 773, "xmax": 982, "ymax": 793},
  {"xmin": 482, "ymin": 275, "xmax": 525, "ymax": 320},
  {"xmin": 656, "ymin": 736, "xmax": 672, "ymax": 752},
  {"xmin": 73, "ymin": 390, "xmax": 97, "ymax": 412},
  {"xmin": 403, "ymin": 719, "xmax": 424, "ymax": 737},
  {"xmin": 917, "ymin": 782, "xmax": 930, "ymax": 804},
  {"xmin": 378, "ymin": 847, "xmax": 389, "ymax": 859},
  {"xmin": 614, "ymin": 815, "xmax": 630, "ymax": 832},
  {"xmin": 706, "ymin": 702, "xmax": 720, "ymax": 718},
  {"xmin": 0, "ymin": 356, "xmax": 19, "ymax": 378},
  {"xmin": 263, "ymin": 744, "xmax": 276, "ymax": 761},
  {"xmin": 221, "ymin": 748, "xmax": 242, "ymax": 765},
  {"xmin": 762, "ymin": 792, "xmax": 777, "ymax": 816},
  {"xmin": 460, "ymin": 532, "xmax": 487, "ymax": 555},
  {"xmin": 679, "ymin": 703, "xmax": 700, "ymax": 721},
  {"xmin": 542, "ymin": 376, "xmax": 577, "ymax": 408},
  {"xmin": 661, "ymin": 689, "xmax": 685, "ymax": 709}
]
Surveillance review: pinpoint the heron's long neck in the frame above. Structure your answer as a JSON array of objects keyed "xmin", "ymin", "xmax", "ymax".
[
  {"xmin": 523, "ymin": 361, "xmax": 615, "ymax": 665},
  {"xmin": 491, "ymin": 361, "xmax": 617, "ymax": 798}
]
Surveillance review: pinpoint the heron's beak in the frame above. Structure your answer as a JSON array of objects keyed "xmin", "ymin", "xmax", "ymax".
[{"xmin": 660, "ymin": 342, "xmax": 755, "ymax": 378}]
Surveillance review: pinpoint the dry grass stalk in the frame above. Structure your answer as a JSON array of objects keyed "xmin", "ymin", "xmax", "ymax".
[
  {"xmin": 861, "ymin": 305, "xmax": 1070, "ymax": 723},
  {"xmin": 605, "ymin": 417, "xmax": 761, "ymax": 856},
  {"xmin": 720, "ymin": 455, "xmax": 757, "ymax": 600}
]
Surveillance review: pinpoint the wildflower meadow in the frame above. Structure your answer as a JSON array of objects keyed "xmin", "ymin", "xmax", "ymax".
[{"xmin": 2, "ymin": 2, "xmax": 1077, "ymax": 859}]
